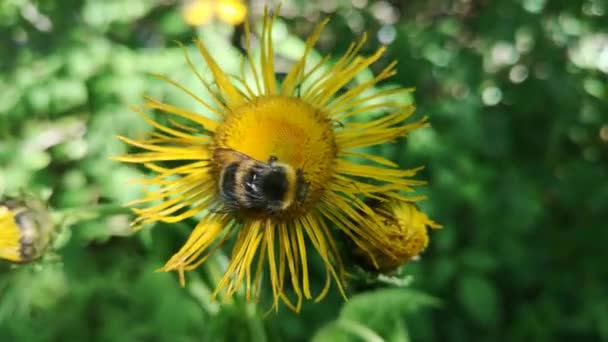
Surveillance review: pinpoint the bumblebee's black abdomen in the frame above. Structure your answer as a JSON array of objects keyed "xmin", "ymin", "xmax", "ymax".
[
  {"xmin": 218, "ymin": 156, "xmax": 295, "ymax": 214},
  {"xmin": 240, "ymin": 166, "xmax": 288, "ymax": 211},
  {"xmin": 261, "ymin": 168, "xmax": 288, "ymax": 202}
]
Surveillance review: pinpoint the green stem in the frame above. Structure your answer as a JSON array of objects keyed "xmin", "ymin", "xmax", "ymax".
[
  {"xmin": 246, "ymin": 304, "xmax": 268, "ymax": 342},
  {"xmin": 53, "ymin": 203, "xmax": 132, "ymax": 226},
  {"xmin": 337, "ymin": 319, "xmax": 384, "ymax": 342}
]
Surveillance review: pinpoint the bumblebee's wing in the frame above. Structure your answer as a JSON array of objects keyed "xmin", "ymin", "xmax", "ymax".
[
  {"xmin": 214, "ymin": 147, "xmax": 255, "ymax": 166},
  {"xmin": 216, "ymin": 148, "xmax": 251, "ymax": 212}
]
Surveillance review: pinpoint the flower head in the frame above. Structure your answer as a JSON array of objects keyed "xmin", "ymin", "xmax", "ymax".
[
  {"xmin": 182, "ymin": 0, "xmax": 247, "ymax": 26},
  {"xmin": 116, "ymin": 9, "xmax": 430, "ymax": 311},
  {"xmin": 353, "ymin": 200, "xmax": 441, "ymax": 273},
  {"xmin": 0, "ymin": 198, "xmax": 53, "ymax": 263}
]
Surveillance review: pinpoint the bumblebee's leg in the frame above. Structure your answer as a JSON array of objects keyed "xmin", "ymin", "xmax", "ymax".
[{"xmin": 209, "ymin": 203, "xmax": 230, "ymax": 214}]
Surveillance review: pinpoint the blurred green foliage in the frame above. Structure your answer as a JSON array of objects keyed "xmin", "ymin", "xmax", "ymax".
[{"xmin": 1, "ymin": 0, "xmax": 607, "ymax": 341}]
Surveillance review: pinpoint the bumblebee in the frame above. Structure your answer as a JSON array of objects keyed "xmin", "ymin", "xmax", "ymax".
[
  {"xmin": 214, "ymin": 148, "xmax": 309, "ymax": 215},
  {"xmin": 0, "ymin": 199, "xmax": 52, "ymax": 263}
]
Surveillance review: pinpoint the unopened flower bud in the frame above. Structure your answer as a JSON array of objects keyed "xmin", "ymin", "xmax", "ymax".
[
  {"xmin": 354, "ymin": 200, "xmax": 441, "ymax": 273},
  {"xmin": 0, "ymin": 198, "xmax": 54, "ymax": 263}
]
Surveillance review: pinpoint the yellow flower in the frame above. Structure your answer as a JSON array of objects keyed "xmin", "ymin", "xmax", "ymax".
[
  {"xmin": 215, "ymin": 0, "xmax": 247, "ymax": 25},
  {"xmin": 116, "ymin": 9, "xmax": 429, "ymax": 311},
  {"xmin": 182, "ymin": 0, "xmax": 247, "ymax": 26},
  {"xmin": 0, "ymin": 199, "xmax": 53, "ymax": 263},
  {"xmin": 353, "ymin": 200, "xmax": 441, "ymax": 273}
]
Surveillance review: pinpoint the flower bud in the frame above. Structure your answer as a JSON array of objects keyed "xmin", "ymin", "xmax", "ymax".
[
  {"xmin": 355, "ymin": 200, "xmax": 441, "ymax": 273},
  {"xmin": 0, "ymin": 199, "xmax": 54, "ymax": 263}
]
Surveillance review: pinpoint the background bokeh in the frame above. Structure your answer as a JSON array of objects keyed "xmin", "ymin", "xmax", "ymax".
[{"xmin": 1, "ymin": 0, "xmax": 607, "ymax": 341}]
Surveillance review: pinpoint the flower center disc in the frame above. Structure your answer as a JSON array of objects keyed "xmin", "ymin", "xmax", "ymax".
[{"xmin": 213, "ymin": 95, "xmax": 336, "ymax": 218}]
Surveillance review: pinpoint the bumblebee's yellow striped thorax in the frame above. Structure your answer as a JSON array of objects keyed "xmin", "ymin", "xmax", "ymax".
[{"xmin": 274, "ymin": 162, "xmax": 298, "ymax": 210}]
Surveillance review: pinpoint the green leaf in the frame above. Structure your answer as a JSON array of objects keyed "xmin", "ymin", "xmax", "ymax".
[
  {"xmin": 457, "ymin": 274, "xmax": 501, "ymax": 326},
  {"xmin": 313, "ymin": 288, "xmax": 438, "ymax": 341}
]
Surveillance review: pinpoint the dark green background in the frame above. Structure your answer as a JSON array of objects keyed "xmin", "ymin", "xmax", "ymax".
[{"xmin": 1, "ymin": 0, "xmax": 607, "ymax": 341}]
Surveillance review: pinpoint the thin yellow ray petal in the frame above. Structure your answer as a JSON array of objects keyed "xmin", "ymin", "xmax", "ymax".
[
  {"xmin": 131, "ymin": 177, "xmax": 211, "ymax": 194},
  {"xmin": 155, "ymin": 199, "xmax": 215, "ymax": 224},
  {"xmin": 329, "ymin": 177, "xmax": 418, "ymax": 194},
  {"xmin": 314, "ymin": 214, "xmax": 347, "ymax": 299},
  {"xmin": 264, "ymin": 221, "xmax": 281, "ymax": 311},
  {"xmin": 335, "ymin": 102, "xmax": 410, "ymax": 122},
  {"xmin": 338, "ymin": 151, "xmax": 399, "ymax": 168},
  {"xmin": 129, "ymin": 168, "xmax": 210, "ymax": 186},
  {"xmin": 281, "ymin": 224, "xmax": 308, "ymax": 312},
  {"xmin": 143, "ymin": 160, "xmax": 210, "ymax": 178},
  {"xmin": 328, "ymin": 87, "xmax": 414, "ymax": 118},
  {"xmin": 149, "ymin": 73, "xmax": 224, "ymax": 116},
  {"xmin": 296, "ymin": 215, "xmax": 331, "ymax": 301},
  {"xmin": 142, "ymin": 162, "xmax": 171, "ymax": 173},
  {"xmin": 143, "ymin": 96, "xmax": 219, "ymax": 132},
  {"xmin": 301, "ymin": 33, "xmax": 369, "ymax": 101},
  {"xmin": 139, "ymin": 134, "xmax": 209, "ymax": 145},
  {"xmin": 301, "ymin": 213, "xmax": 346, "ymax": 301},
  {"xmin": 195, "ymin": 39, "xmax": 246, "ymax": 108},
  {"xmin": 284, "ymin": 227, "xmax": 304, "ymax": 311},
  {"xmin": 225, "ymin": 225, "xmax": 260, "ymax": 297},
  {"xmin": 243, "ymin": 16, "xmax": 262, "ymax": 95},
  {"xmin": 301, "ymin": 39, "xmax": 360, "ymax": 100},
  {"xmin": 233, "ymin": 222, "xmax": 263, "ymax": 297},
  {"xmin": 177, "ymin": 41, "xmax": 228, "ymax": 113},
  {"xmin": 277, "ymin": 224, "xmax": 286, "ymax": 302},
  {"xmin": 382, "ymin": 192, "xmax": 427, "ymax": 202},
  {"xmin": 337, "ymin": 120, "xmax": 429, "ymax": 149},
  {"xmin": 135, "ymin": 200, "xmax": 207, "ymax": 228},
  {"xmin": 297, "ymin": 54, "xmax": 331, "ymax": 90},
  {"xmin": 127, "ymin": 176, "xmax": 206, "ymax": 207},
  {"xmin": 253, "ymin": 235, "xmax": 267, "ymax": 301},
  {"xmin": 133, "ymin": 185, "xmax": 208, "ymax": 219},
  {"xmin": 130, "ymin": 105, "xmax": 212, "ymax": 141},
  {"xmin": 238, "ymin": 56, "xmax": 257, "ymax": 99},
  {"xmin": 113, "ymin": 152, "xmax": 207, "ymax": 163},
  {"xmin": 294, "ymin": 218, "xmax": 311, "ymax": 299},
  {"xmin": 334, "ymin": 160, "xmax": 422, "ymax": 185},
  {"xmin": 329, "ymin": 174, "xmax": 424, "ymax": 197},
  {"xmin": 279, "ymin": 293, "xmax": 300, "ymax": 313},
  {"xmin": 281, "ymin": 18, "xmax": 329, "ymax": 96},
  {"xmin": 280, "ymin": 223, "xmax": 303, "ymax": 306},
  {"xmin": 342, "ymin": 107, "xmax": 416, "ymax": 130},
  {"xmin": 259, "ymin": 8, "xmax": 277, "ymax": 95},
  {"xmin": 214, "ymin": 221, "xmax": 260, "ymax": 297},
  {"xmin": 178, "ymin": 217, "xmax": 229, "ymax": 266},
  {"xmin": 245, "ymin": 255, "xmax": 253, "ymax": 301},
  {"xmin": 317, "ymin": 203, "xmax": 378, "ymax": 269},
  {"xmin": 325, "ymin": 61, "xmax": 398, "ymax": 115},
  {"xmin": 287, "ymin": 223, "xmax": 301, "ymax": 285},
  {"xmin": 318, "ymin": 194, "xmax": 386, "ymax": 250},
  {"xmin": 116, "ymin": 136, "xmax": 206, "ymax": 156},
  {"xmin": 300, "ymin": 52, "xmax": 354, "ymax": 99},
  {"xmin": 312, "ymin": 47, "xmax": 387, "ymax": 106},
  {"xmin": 132, "ymin": 182, "xmax": 214, "ymax": 224},
  {"xmin": 185, "ymin": 222, "xmax": 235, "ymax": 269},
  {"xmin": 158, "ymin": 217, "xmax": 226, "ymax": 286},
  {"xmin": 168, "ymin": 118, "xmax": 199, "ymax": 133}
]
